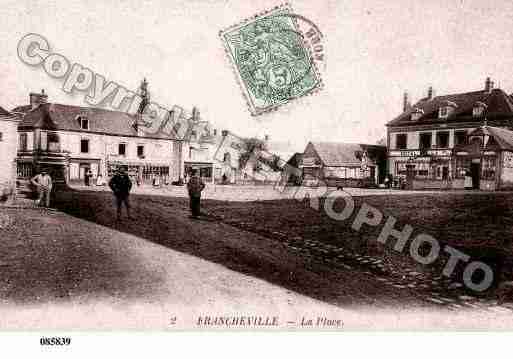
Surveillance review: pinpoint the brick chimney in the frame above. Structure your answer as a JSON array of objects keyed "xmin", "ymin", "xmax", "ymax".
[
  {"xmin": 30, "ymin": 89, "xmax": 48, "ymax": 110},
  {"xmin": 485, "ymin": 77, "xmax": 493, "ymax": 93},
  {"xmin": 427, "ymin": 86, "xmax": 434, "ymax": 100},
  {"xmin": 403, "ymin": 91, "xmax": 411, "ymax": 112}
]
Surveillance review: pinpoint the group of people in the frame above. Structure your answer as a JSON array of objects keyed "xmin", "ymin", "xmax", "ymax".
[{"xmin": 30, "ymin": 168, "xmax": 207, "ymax": 220}]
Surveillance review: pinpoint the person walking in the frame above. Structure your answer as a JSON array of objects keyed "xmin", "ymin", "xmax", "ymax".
[
  {"xmin": 187, "ymin": 169, "xmax": 205, "ymax": 219},
  {"xmin": 109, "ymin": 169, "xmax": 133, "ymax": 221},
  {"xmin": 31, "ymin": 170, "xmax": 53, "ymax": 208},
  {"xmin": 84, "ymin": 169, "xmax": 92, "ymax": 186}
]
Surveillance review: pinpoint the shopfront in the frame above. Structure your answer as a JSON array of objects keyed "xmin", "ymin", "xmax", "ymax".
[{"xmin": 184, "ymin": 161, "xmax": 214, "ymax": 183}]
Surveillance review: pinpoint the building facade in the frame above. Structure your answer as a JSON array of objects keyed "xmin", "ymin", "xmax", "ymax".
[
  {"xmin": 14, "ymin": 91, "xmax": 182, "ymax": 184},
  {"xmin": 386, "ymin": 78, "xmax": 513, "ymax": 190},
  {"xmin": 0, "ymin": 107, "xmax": 20, "ymax": 202},
  {"xmin": 300, "ymin": 142, "xmax": 387, "ymax": 187}
]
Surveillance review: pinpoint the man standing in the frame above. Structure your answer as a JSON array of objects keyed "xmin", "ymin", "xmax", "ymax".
[
  {"xmin": 31, "ymin": 170, "xmax": 52, "ymax": 208},
  {"xmin": 109, "ymin": 169, "xmax": 133, "ymax": 221},
  {"xmin": 187, "ymin": 169, "xmax": 205, "ymax": 219}
]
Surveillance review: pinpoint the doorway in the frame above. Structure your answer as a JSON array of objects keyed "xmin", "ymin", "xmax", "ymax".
[{"xmin": 470, "ymin": 162, "xmax": 480, "ymax": 189}]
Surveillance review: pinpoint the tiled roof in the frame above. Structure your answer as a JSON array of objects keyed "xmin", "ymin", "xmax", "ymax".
[
  {"xmin": 310, "ymin": 142, "xmax": 386, "ymax": 166},
  {"xmin": 387, "ymin": 88, "xmax": 513, "ymax": 127},
  {"xmin": 17, "ymin": 103, "xmax": 176, "ymax": 139}
]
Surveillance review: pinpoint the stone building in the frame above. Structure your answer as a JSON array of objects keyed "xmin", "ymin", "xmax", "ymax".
[
  {"xmin": 14, "ymin": 91, "xmax": 182, "ymax": 184},
  {"xmin": 386, "ymin": 77, "xmax": 513, "ymax": 190},
  {"xmin": 0, "ymin": 106, "xmax": 20, "ymax": 202}
]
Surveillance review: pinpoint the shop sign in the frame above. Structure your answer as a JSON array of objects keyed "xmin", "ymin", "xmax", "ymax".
[
  {"xmin": 427, "ymin": 149, "xmax": 451, "ymax": 157},
  {"xmin": 389, "ymin": 150, "xmax": 420, "ymax": 157}
]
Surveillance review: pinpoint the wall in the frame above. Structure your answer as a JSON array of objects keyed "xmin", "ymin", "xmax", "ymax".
[
  {"xmin": 0, "ymin": 117, "xmax": 20, "ymax": 202},
  {"xmin": 36, "ymin": 130, "xmax": 179, "ymax": 180},
  {"xmin": 388, "ymin": 128, "xmax": 477, "ymax": 150},
  {"xmin": 500, "ymin": 151, "xmax": 513, "ymax": 189}
]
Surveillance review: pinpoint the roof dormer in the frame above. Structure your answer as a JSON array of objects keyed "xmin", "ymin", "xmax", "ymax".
[
  {"xmin": 410, "ymin": 107, "xmax": 424, "ymax": 121},
  {"xmin": 473, "ymin": 101, "xmax": 487, "ymax": 117},
  {"xmin": 439, "ymin": 100, "xmax": 458, "ymax": 119}
]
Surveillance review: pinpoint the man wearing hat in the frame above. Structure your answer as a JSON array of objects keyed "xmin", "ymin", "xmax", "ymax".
[
  {"xmin": 109, "ymin": 168, "xmax": 133, "ymax": 220},
  {"xmin": 31, "ymin": 170, "xmax": 53, "ymax": 207},
  {"xmin": 187, "ymin": 168, "xmax": 205, "ymax": 218}
]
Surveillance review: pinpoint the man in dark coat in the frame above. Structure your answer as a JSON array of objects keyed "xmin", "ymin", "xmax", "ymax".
[
  {"xmin": 109, "ymin": 169, "xmax": 133, "ymax": 220},
  {"xmin": 186, "ymin": 169, "xmax": 205, "ymax": 218}
]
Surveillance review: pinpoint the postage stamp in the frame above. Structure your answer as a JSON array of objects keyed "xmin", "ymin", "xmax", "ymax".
[{"xmin": 220, "ymin": 4, "xmax": 322, "ymax": 116}]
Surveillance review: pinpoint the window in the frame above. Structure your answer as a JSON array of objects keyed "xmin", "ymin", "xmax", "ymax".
[
  {"xmin": 48, "ymin": 132, "xmax": 60, "ymax": 152},
  {"xmin": 455, "ymin": 131, "xmax": 467, "ymax": 146},
  {"xmin": 419, "ymin": 133, "xmax": 432, "ymax": 149},
  {"xmin": 80, "ymin": 139, "xmax": 89, "ymax": 153},
  {"xmin": 40, "ymin": 132, "xmax": 47, "ymax": 151},
  {"xmin": 482, "ymin": 157, "xmax": 496, "ymax": 180},
  {"xmin": 19, "ymin": 133, "xmax": 27, "ymax": 150},
  {"xmin": 439, "ymin": 107, "xmax": 449, "ymax": 118},
  {"xmin": 137, "ymin": 145, "xmax": 145, "ymax": 158},
  {"xmin": 473, "ymin": 102, "xmax": 487, "ymax": 117},
  {"xmin": 0, "ymin": 132, "xmax": 2, "ymax": 141},
  {"xmin": 455, "ymin": 158, "xmax": 470, "ymax": 178},
  {"xmin": 119, "ymin": 143, "xmax": 126, "ymax": 156},
  {"xmin": 79, "ymin": 117, "xmax": 89, "ymax": 130},
  {"xmin": 411, "ymin": 108, "xmax": 424, "ymax": 121},
  {"xmin": 436, "ymin": 132, "xmax": 449, "ymax": 148},
  {"xmin": 396, "ymin": 134, "xmax": 407, "ymax": 149},
  {"xmin": 473, "ymin": 106, "xmax": 484, "ymax": 117}
]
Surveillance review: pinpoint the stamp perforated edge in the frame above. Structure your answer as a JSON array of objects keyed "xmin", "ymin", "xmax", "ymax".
[{"xmin": 219, "ymin": 3, "xmax": 324, "ymax": 117}]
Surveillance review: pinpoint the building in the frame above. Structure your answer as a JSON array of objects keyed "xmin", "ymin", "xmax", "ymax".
[
  {"xmin": 284, "ymin": 152, "xmax": 303, "ymax": 185},
  {"xmin": 0, "ymin": 106, "xmax": 20, "ymax": 202},
  {"xmin": 300, "ymin": 142, "xmax": 387, "ymax": 187},
  {"xmin": 182, "ymin": 107, "xmax": 219, "ymax": 183},
  {"xmin": 452, "ymin": 125, "xmax": 513, "ymax": 190},
  {"xmin": 14, "ymin": 91, "xmax": 182, "ymax": 184},
  {"xmin": 386, "ymin": 77, "xmax": 513, "ymax": 190}
]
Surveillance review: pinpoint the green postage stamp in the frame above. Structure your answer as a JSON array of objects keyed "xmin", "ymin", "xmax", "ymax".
[{"xmin": 220, "ymin": 5, "xmax": 322, "ymax": 116}]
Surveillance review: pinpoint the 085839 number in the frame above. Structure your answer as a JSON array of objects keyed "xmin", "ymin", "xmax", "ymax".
[{"xmin": 40, "ymin": 337, "xmax": 71, "ymax": 346}]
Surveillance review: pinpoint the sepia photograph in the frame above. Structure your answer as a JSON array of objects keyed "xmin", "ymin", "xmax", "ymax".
[{"xmin": 1, "ymin": 0, "xmax": 513, "ymax": 351}]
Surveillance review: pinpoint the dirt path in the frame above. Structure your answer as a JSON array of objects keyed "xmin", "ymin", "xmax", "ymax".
[{"xmin": 1, "ymin": 189, "xmax": 513, "ymax": 329}]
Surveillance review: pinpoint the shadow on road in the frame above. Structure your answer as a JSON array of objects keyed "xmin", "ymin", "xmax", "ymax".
[{"xmin": 50, "ymin": 187, "xmax": 429, "ymax": 308}]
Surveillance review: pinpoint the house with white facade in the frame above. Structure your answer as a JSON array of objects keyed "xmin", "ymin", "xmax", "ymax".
[
  {"xmin": 0, "ymin": 106, "xmax": 20, "ymax": 202},
  {"xmin": 386, "ymin": 77, "xmax": 513, "ymax": 190},
  {"xmin": 14, "ymin": 91, "xmax": 182, "ymax": 184}
]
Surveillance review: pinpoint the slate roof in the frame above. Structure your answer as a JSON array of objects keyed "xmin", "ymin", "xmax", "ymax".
[
  {"xmin": 309, "ymin": 142, "xmax": 386, "ymax": 166},
  {"xmin": 387, "ymin": 88, "xmax": 513, "ymax": 127},
  {"xmin": 17, "ymin": 103, "xmax": 176, "ymax": 139}
]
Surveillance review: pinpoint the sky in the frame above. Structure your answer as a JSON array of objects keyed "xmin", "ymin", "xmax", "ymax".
[{"xmin": 2, "ymin": 0, "xmax": 513, "ymax": 153}]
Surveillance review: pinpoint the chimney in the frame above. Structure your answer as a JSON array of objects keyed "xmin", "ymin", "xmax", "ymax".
[
  {"xmin": 402, "ymin": 91, "xmax": 410, "ymax": 112},
  {"xmin": 427, "ymin": 86, "xmax": 434, "ymax": 100},
  {"xmin": 264, "ymin": 134, "xmax": 269, "ymax": 142},
  {"xmin": 30, "ymin": 89, "xmax": 48, "ymax": 109},
  {"xmin": 485, "ymin": 77, "xmax": 493, "ymax": 93},
  {"xmin": 222, "ymin": 130, "xmax": 228, "ymax": 137},
  {"xmin": 192, "ymin": 107, "xmax": 200, "ymax": 122}
]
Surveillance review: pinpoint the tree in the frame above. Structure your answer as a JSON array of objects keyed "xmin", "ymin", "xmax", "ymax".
[{"xmin": 238, "ymin": 137, "xmax": 267, "ymax": 170}]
